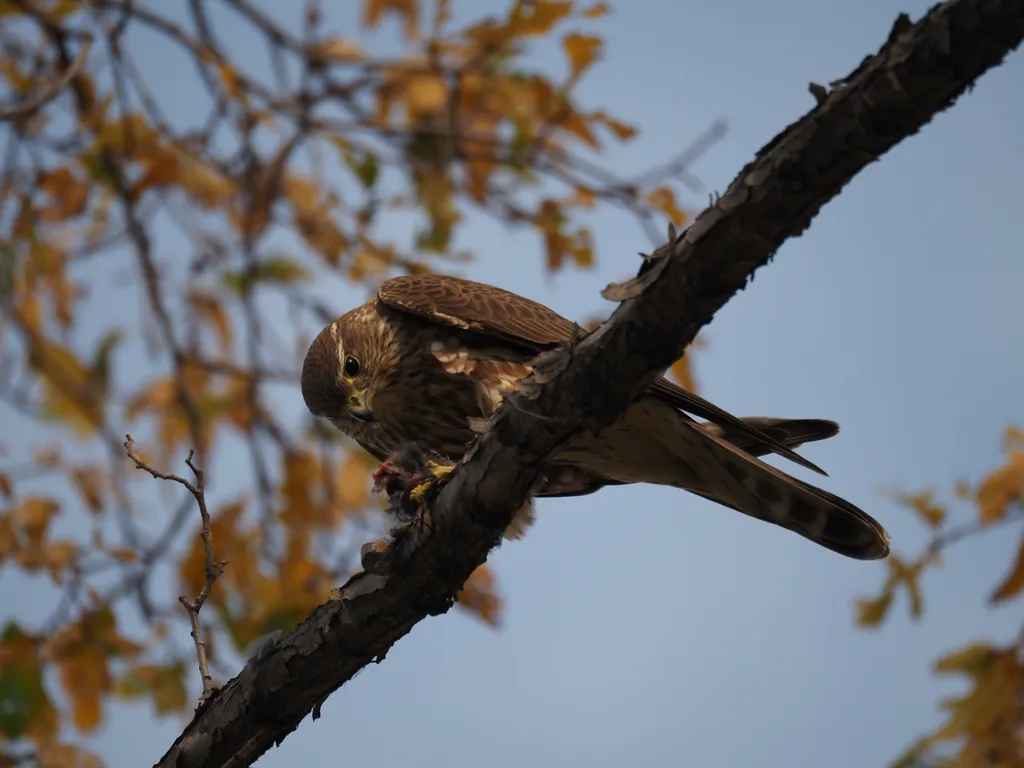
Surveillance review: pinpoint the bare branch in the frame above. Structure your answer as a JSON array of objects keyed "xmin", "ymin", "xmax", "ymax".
[
  {"xmin": 0, "ymin": 36, "xmax": 92, "ymax": 121},
  {"xmin": 123, "ymin": 434, "xmax": 226, "ymax": 703},
  {"xmin": 154, "ymin": 2, "xmax": 1024, "ymax": 765}
]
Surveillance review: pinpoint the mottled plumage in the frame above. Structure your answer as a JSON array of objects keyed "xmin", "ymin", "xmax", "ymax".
[{"xmin": 301, "ymin": 274, "xmax": 890, "ymax": 560}]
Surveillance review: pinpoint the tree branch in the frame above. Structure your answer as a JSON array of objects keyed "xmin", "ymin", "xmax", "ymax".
[{"xmin": 155, "ymin": 1, "xmax": 1024, "ymax": 765}]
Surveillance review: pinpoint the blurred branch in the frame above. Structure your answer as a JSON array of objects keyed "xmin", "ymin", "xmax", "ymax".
[
  {"xmin": 155, "ymin": 2, "xmax": 1024, "ymax": 765},
  {"xmin": 0, "ymin": 35, "xmax": 92, "ymax": 121}
]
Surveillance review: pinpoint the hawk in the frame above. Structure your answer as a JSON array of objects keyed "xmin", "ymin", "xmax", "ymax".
[{"xmin": 301, "ymin": 274, "xmax": 890, "ymax": 560}]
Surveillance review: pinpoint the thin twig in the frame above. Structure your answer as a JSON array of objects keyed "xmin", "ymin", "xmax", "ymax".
[
  {"xmin": 123, "ymin": 433, "xmax": 226, "ymax": 704},
  {"xmin": 0, "ymin": 36, "xmax": 92, "ymax": 121}
]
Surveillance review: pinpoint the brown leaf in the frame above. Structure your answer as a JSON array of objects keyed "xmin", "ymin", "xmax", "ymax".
[
  {"xmin": 581, "ymin": 1, "xmax": 611, "ymax": 18},
  {"xmin": 990, "ymin": 534, "xmax": 1024, "ymax": 604}
]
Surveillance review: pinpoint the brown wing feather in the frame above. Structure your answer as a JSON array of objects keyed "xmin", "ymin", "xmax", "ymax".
[
  {"xmin": 377, "ymin": 274, "xmax": 575, "ymax": 349},
  {"xmin": 377, "ymin": 273, "xmax": 827, "ymax": 475}
]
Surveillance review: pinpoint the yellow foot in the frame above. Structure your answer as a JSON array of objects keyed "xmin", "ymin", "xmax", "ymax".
[{"xmin": 409, "ymin": 462, "xmax": 455, "ymax": 502}]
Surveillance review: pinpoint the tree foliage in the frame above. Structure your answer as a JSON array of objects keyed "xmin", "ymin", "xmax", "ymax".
[
  {"xmin": 0, "ymin": 1, "xmax": 703, "ymax": 764},
  {"xmin": 855, "ymin": 426, "xmax": 1024, "ymax": 767}
]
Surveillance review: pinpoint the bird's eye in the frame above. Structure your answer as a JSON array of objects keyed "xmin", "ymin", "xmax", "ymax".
[{"xmin": 343, "ymin": 355, "xmax": 360, "ymax": 378}]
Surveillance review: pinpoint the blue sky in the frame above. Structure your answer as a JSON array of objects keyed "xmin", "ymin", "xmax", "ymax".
[{"xmin": 3, "ymin": 1, "xmax": 1023, "ymax": 766}]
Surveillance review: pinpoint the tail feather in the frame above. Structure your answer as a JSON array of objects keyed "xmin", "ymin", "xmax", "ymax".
[
  {"xmin": 699, "ymin": 417, "xmax": 839, "ymax": 457},
  {"xmin": 677, "ymin": 418, "xmax": 890, "ymax": 560}
]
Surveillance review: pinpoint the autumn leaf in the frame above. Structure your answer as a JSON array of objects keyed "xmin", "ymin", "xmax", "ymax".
[
  {"xmin": 562, "ymin": 33, "xmax": 602, "ymax": 78},
  {"xmin": 457, "ymin": 564, "xmax": 503, "ymax": 626},
  {"xmin": 511, "ymin": 0, "xmax": 574, "ymax": 37},
  {"xmin": 0, "ymin": 622, "xmax": 56, "ymax": 741},
  {"xmin": 854, "ymin": 589, "xmax": 893, "ymax": 629},
  {"xmin": 645, "ymin": 186, "xmax": 687, "ymax": 226},
  {"xmin": 314, "ymin": 38, "xmax": 366, "ymax": 62},
  {"xmin": 897, "ymin": 489, "xmax": 946, "ymax": 529},
  {"xmin": 975, "ymin": 437, "xmax": 1024, "ymax": 524},
  {"xmin": 364, "ymin": 0, "xmax": 419, "ymax": 40},
  {"xmin": 114, "ymin": 664, "xmax": 188, "ymax": 716},
  {"xmin": 989, "ymin": 534, "xmax": 1024, "ymax": 604},
  {"xmin": 581, "ymin": 1, "xmax": 611, "ymax": 18}
]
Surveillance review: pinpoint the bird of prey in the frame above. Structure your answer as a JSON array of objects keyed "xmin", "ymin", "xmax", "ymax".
[{"xmin": 301, "ymin": 273, "xmax": 890, "ymax": 561}]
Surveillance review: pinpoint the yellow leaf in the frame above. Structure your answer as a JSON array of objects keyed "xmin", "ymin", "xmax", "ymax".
[
  {"xmin": 990, "ymin": 535, "xmax": 1024, "ymax": 604},
  {"xmin": 57, "ymin": 645, "xmax": 107, "ymax": 732},
  {"xmin": 456, "ymin": 564, "xmax": 502, "ymax": 626},
  {"xmin": 334, "ymin": 451, "xmax": 376, "ymax": 513},
  {"xmin": 898, "ymin": 490, "xmax": 946, "ymax": 528},
  {"xmin": 404, "ymin": 74, "xmax": 447, "ymax": 116},
  {"xmin": 35, "ymin": 743, "xmax": 102, "ymax": 768},
  {"xmin": 934, "ymin": 643, "xmax": 998, "ymax": 676},
  {"xmin": 976, "ymin": 440, "xmax": 1024, "ymax": 524},
  {"xmin": 581, "ymin": 1, "xmax": 610, "ymax": 18},
  {"xmin": 188, "ymin": 289, "xmax": 233, "ymax": 354},
  {"xmin": 645, "ymin": 185, "xmax": 687, "ymax": 226},
  {"xmin": 314, "ymin": 38, "xmax": 367, "ymax": 62},
  {"xmin": 27, "ymin": 337, "xmax": 103, "ymax": 435},
  {"xmin": 562, "ymin": 33, "xmax": 602, "ymax": 78},
  {"xmin": 115, "ymin": 664, "xmax": 188, "ymax": 716},
  {"xmin": 593, "ymin": 110, "xmax": 637, "ymax": 140},
  {"xmin": 670, "ymin": 356, "xmax": 698, "ymax": 394},
  {"xmin": 854, "ymin": 589, "xmax": 893, "ymax": 628},
  {"xmin": 70, "ymin": 467, "xmax": 104, "ymax": 513}
]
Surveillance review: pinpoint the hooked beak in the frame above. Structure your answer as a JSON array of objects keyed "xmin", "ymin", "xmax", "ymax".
[{"xmin": 347, "ymin": 390, "xmax": 375, "ymax": 422}]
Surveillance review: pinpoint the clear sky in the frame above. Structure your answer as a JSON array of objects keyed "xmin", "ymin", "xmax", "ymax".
[{"xmin": 4, "ymin": 1, "xmax": 1023, "ymax": 766}]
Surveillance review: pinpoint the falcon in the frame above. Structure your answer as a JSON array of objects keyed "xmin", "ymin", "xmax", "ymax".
[{"xmin": 301, "ymin": 274, "xmax": 890, "ymax": 560}]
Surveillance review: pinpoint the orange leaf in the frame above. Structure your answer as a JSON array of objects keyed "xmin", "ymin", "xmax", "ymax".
[
  {"xmin": 39, "ymin": 167, "xmax": 89, "ymax": 221},
  {"xmin": 562, "ymin": 33, "xmax": 602, "ymax": 78},
  {"xmin": 581, "ymin": 1, "xmax": 611, "ymax": 18},
  {"xmin": 457, "ymin": 564, "xmax": 502, "ymax": 626},
  {"xmin": 645, "ymin": 185, "xmax": 687, "ymax": 226},
  {"xmin": 363, "ymin": 0, "xmax": 419, "ymax": 40},
  {"xmin": 990, "ymin": 535, "xmax": 1024, "ymax": 604},
  {"xmin": 70, "ymin": 467, "xmax": 104, "ymax": 513},
  {"xmin": 976, "ymin": 447, "xmax": 1024, "ymax": 524},
  {"xmin": 512, "ymin": 1, "xmax": 574, "ymax": 37}
]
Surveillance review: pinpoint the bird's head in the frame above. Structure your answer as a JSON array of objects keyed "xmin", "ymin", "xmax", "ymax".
[{"xmin": 301, "ymin": 311, "xmax": 386, "ymax": 429}]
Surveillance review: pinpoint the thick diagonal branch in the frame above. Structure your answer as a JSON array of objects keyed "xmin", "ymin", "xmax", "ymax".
[{"xmin": 156, "ymin": 1, "xmax": 1024, "ymax": 766}]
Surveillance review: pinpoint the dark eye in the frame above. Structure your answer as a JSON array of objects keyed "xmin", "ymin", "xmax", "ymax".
[{"xmin": 343, "ymin": 355, "xmax": 360, "ymax": 378}]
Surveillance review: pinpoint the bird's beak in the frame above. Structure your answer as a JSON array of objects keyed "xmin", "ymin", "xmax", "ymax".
[{"xmin": 347, "ymin": 389, "xmax": 375, "ymax": 422}]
